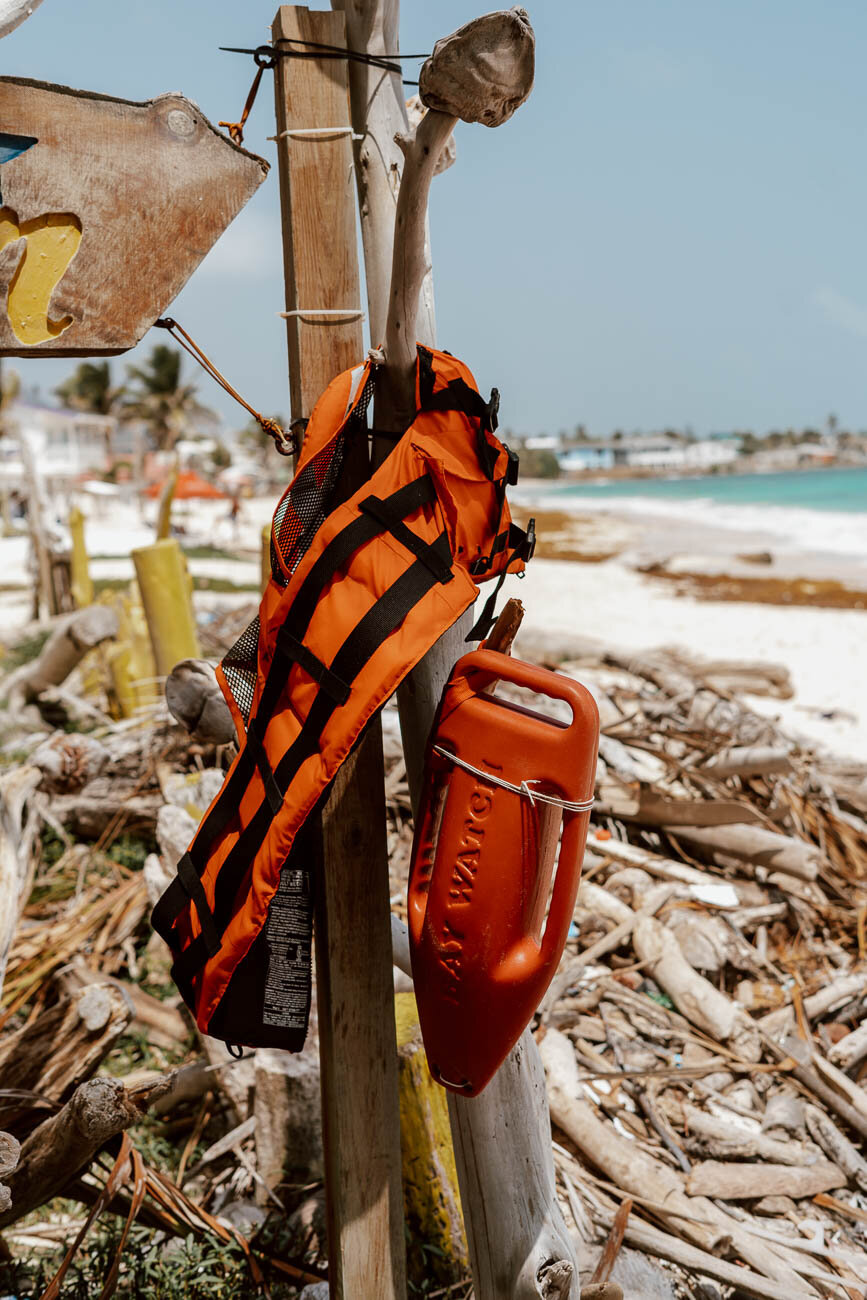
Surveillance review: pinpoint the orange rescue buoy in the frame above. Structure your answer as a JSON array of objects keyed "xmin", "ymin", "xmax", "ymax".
[{"xmin": 408, "ymin": 649, "xmax": 600, "ymax": 1096}]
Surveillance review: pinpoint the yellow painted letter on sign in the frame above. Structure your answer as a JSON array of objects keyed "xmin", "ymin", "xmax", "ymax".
[{"xmin": 0, "ymin": 206, "xmax": 81, "ymax": 345}]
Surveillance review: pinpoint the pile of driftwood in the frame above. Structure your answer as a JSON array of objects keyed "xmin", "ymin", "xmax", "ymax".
[
  {"xmin": 0, "ymin": 615, "xmax": 327, "ymax": 1293},
  {"xmin": 1, "ymin": 601, "xmax": 867, "ymax": 1298},
  {"xmin": 520, "ymin": 630, "xmax": 867, "ymax": 1298},
  {"xmin": 385, "ymin": 627, "xmax": 867, "ymax": 1296}
]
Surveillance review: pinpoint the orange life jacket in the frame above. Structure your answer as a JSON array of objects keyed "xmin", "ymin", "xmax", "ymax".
[{"xmin": 152, "ymin": 345, "xmax": 533, "ymax": 1049}]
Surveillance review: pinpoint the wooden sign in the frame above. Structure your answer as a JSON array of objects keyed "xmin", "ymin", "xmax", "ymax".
[{"xmin": 0, "ymin": 77, "xmax": 268, "ymax": 356}]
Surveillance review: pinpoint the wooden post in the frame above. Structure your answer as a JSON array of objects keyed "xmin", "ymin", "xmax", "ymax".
[
  {"xmin": 271, "ymin": 9, "xmax": 407, "ymax": 1297},
  {"xmin": 336, "ymin": 7, "xmax": 579, "ymax": 1296}
]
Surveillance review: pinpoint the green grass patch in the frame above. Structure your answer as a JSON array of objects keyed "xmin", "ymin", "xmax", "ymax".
[
  {"xmin": 92, "ymin": 545, "xmax": 243, "ymax": 562},
  {"xmin": 0, "ymin": 1221, "xmax": 275, "ymax": 1300},
  {"xmin": 109, "ymin": 832, "xmax": 150, "ymax": 871},
  {"xmin": 93, "ymin": 576, "xmax": 259, "ymax": 596}
]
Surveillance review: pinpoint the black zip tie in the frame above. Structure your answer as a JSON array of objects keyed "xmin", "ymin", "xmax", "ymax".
[{"xmin": 220, "ymin": 40, "xmax": 426, "ymax": 87}]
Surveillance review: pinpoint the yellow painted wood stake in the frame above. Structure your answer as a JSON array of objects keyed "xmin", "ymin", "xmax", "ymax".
[
  {"xmin": 125, "ymin": 587, "xmax": 158, "ymax": 705},
  {"xmin": 106, "ymin": 643, "xmax": 136, "ymax": 719},
  {"xmin": 68, "ymin": 505, "xmax": 93, "ymax": 607},
  {"xmin": 155, "ymin": 461, "xmax": 179, "ymax": 540},
  {"xmin": 131, "ymin": 538, "xmax": 201, "ymax": 677},
  {"xmin": 394, "ymin": 991, "xmax": 468, "ymax": 1288}
]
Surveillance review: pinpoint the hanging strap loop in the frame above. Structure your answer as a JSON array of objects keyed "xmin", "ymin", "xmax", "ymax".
[{"xmin": 154, "ymin": 318, "xmax": 295, "ymax": 457}]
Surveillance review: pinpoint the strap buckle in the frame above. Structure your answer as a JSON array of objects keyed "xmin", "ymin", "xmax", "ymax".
[
  {"xmin": 485, "ymin": 387, "xmax": 500, "ymax": 433},
  {"xmin": 504, "ymin": 445, "xmax": 520, "ymax": 486}
]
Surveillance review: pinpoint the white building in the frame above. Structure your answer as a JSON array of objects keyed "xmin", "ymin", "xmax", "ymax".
[
  {"xmin": 0, "ymin": 403, "xmax": 117, "ymax": 491},
  {"xmin": 611, "ymin": 436, "xmax": 738, "ymax": 471},
  {"xmin": 682, "ymin": 440, "xmax": 739, "ymax": 469}
]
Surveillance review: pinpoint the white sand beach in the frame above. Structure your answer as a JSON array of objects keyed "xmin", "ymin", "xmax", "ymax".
[
  {"xmin": 2, "ymin": 485, "xmax": 866, "ymax": 764},
  {"xmin": 510, "ymin": 486, "xmax": 867, "ymax": 764}
]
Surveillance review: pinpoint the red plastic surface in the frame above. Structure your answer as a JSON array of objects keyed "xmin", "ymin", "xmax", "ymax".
[{"xmin": 407, "ymin": 649, "xmax": 599, "ymax": 1096}]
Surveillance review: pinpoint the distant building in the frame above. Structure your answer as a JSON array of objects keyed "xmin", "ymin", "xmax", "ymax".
[
  {"xmin": 554, "ymin": 435, "xmax": 739, "ymax": 474},
  {"xmin": 0, "ymin": 403, "xmax": 118, "ymax": 491},
  {"xmin": 557, "ymin": 443, "xmax": 615, "ymax": 473},
  {"xmin": 523, "ymin": 435, "xmax": 563, "ymax": 452},
  {"xmin": 682, "ymin": 440, "xmax": 739, "ymax": 469},
  {"xmin": 611, "ymin": 437, "xmax": 686, "ymax": 469}
]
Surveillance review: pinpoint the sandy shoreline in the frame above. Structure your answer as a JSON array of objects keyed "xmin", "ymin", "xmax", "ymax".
[
  {"xmin": 510, "ymin": 485, "xmax": 867, "ymax": 762},
  {"xmin": 2, "ymin": 488, "xmax": 866, "ymax": 764}
]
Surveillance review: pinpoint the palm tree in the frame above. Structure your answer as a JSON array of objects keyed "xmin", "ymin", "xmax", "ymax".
[
  {"xmin": 55, "ymin": 361, "xmax": 125, "ymax": 416},
  {"xmin": 123, "ymin": 345, "xmax": 215, "ymax": 452}
]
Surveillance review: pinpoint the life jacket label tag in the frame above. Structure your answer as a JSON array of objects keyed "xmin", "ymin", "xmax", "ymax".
[{"xmin": 262, "ymin": 867, "xmax": 313, "ymax": 1030}]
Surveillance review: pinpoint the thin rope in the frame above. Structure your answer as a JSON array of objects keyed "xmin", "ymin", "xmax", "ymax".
[
  {"xmin": 432, "ymin": 746, "xmax": 596, "ymax": 814},
  {"xmin": 270, "ymin": 127, "xmax": 365, "ymax": 141},
  {"xmin": 280, "ymin": 308, "xmax": 364, "ymax": 320},
  {"xmin": 154, "ymin": 318, "xmax": 295, "ymax": 457}
]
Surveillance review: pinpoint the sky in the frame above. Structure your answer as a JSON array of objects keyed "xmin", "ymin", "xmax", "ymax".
[{"xmin": 2, "ymin": 0, "xmax": 867, "ymax": 440}]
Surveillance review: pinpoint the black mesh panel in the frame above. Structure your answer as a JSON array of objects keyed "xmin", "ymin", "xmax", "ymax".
[
  {"xmin": 221, "ymin": 374, "xmax": 374, "ymax": 730},
  {"xmin": 220, "ymin": 614, "xmax": 261, "ymax": 728},
  {"xmin": 270, "ymin": 375, "xmax": 374, "ymax": 588}
]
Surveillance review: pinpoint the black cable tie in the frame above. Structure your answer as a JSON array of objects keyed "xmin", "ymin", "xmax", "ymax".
[{"xmin": 220, "ymin": 40, "xmax": 427, "ymax": 85}]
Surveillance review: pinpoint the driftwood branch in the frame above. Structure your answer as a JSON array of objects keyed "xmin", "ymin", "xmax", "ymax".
[
  {"xmin": 3, "ymin": 605, "xmax": 119, "ymax": 708},
  {"xmin": 0, "ymin": 1130, "xmax": 20, "ymax": 1215},
  {"xmin": 685, "ymin": 1159, "xmax": 845, "ymax": 1200},
  {"xmin": 0, "ymin": 765, "xmax": 42, "ymax": 998},
  {"xmin": 0, "ymin": 982, "xmax": 133, "ymax": 1131},
  {"xmin": 376, "ymin": 6, "xmax": 535, "ymax": 434},
  {"xmin": 374, "ymin": 108, "xmax": 458, "ymax": 433},
  {"xmin": 0, "ymin": 0, "xmax": 46, "ymax": 40},
  {"xmin": 632, "ymin": 915, "xmax": 761, "ymax": 1061},
  {"xmin": 541, "ymin": 1028, "xmax": 821, "ymax": 1294},
  {"xmin": 0, "ymin": 1073, "xmax": 173, "ymax": 1228}
]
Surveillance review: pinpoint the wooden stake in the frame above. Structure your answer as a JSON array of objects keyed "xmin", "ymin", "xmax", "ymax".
[
  {"xmin": 271, "ymin": 9, "xmax": 406, "ymax": 1297},
  {"xmin": 337, "ymin": 7, "xmax": 578, "ymax": 1295},
  {"xmin": 131, "ymin": 539, "xmax": 201, "ymax": 677},
  {"xmin": 68, "ymin": 506, "xmax": 93, "ymax": 608}
]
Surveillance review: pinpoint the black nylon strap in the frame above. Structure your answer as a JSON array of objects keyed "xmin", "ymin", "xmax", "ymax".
[
  {"xmin": 172, "ymin": 931, "xmax": 209, "ymax": 990},
  {"xmin": 151, "ymin": 876, "xmax": 188, "ymax": 946},
  {"xmin": 466, "ymin": 518, "xmax": 536, "ymax": 643},
  {"xmin": 359, "ymin": 494, "xmax": 453, "ymax": 584},
  {"xmin": 152, "ymin": 474, "xmax": 438, "ymax": 948},
  {"xmin": 245, "ymin": 722, "xmax": 284, "ymax": 815},
  {"xmin": 168, "ymin": 533, "xmax": 454, "ymax": 986},
  {"xmin": 210, "ymin": 534, "xmax": 453, "ymax": 940},
  {"xmin": 177, "ymin": 853, "xmax": 222, "ymax": 957},
  {"xmin": 274, "ymin": 629, "xmax": 352, "ymax": 706}
]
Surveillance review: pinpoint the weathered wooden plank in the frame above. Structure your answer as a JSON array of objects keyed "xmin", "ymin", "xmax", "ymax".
[
  {"xmin": 0, "ymin": 77, "xmax": 267, "ymax": 355},
  {"xmin": 271, "ymin": 8, "xmax": 406, "ymax": 1297},
  {"xmin": 272, "ymin": 6, "xmax": 364, "ymax": 419}
]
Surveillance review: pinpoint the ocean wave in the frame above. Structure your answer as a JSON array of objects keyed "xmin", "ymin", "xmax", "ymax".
[{"xmin": 513, "ymin": 489, "xmax": 867, "ymax": 560}]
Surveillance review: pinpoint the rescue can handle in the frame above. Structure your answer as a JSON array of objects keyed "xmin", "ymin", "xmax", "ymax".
[
  {"xmin": 465, "ymin": 650, "xmax": 599, "ymax": 981},
  {"xmin": 459, "ymin": 647, "xmax": 594, "ymax": 723},
  {"xmin": 415, "ymin": 649, "xmax": 599, "ymax": 979}
]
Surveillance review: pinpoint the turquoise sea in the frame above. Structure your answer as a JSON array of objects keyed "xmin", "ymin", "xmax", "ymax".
[{"xmin": 551, "ymin": 465, "xmax": 867, "ymax": 513}]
